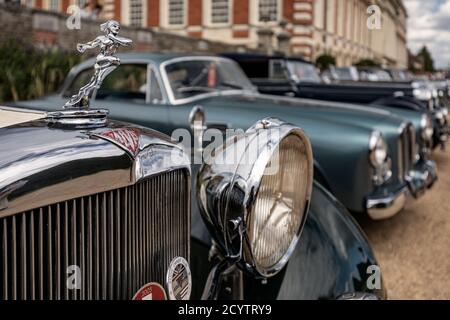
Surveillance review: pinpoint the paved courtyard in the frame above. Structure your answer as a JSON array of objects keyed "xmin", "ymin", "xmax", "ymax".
[{"xmin": 359, "ymin": 148, "xmax": 450, "ymax": 300}]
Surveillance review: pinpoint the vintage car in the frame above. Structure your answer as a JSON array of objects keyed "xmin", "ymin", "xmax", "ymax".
[
  {"xmin": 223, "ymin": 53, "xmax": 449, "ymax": 149},
  {"xmin": 13, "ymin": 53, "xmax": 437, "ymax": 220},
  {"xmin": 1, "ymin": 21, "xmax": 387, "ymax": 300},
  {"xmin": 0, "ymin": 106, "xmax": 386, "ymax": 300}
]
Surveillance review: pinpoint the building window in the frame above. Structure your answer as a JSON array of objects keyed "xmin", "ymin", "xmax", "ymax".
[
  {"xmin": 168, "ymin": 0, "xmax": 185, "ymax": 25},
  {"xmin": 47, "ymin": 0, "xmax": 60, "ymax": 11},
  {"xmin": 129, "ymin": 0, "xmax": 144, "ymax": 27},
  {"xmin": 211, "ymin": 0, "xmax": 230, "ymax": 24},
  {"xmin": 76, "ymin": 0, "xmax": 87, "ymax": 8},
  {"xmin": 258, "ymin": 0, "xmax": 278, "ymax": 22}
]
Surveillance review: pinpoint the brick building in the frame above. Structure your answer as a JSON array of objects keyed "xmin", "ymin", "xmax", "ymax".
[{"xmin": 18, "ymin": 0, "xmax": 408, "ymax": 68}]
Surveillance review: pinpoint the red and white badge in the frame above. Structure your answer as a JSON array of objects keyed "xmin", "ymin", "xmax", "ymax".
[{"xmin": 132, "ymin": 282, "xmax": 167, "ymax": 300}]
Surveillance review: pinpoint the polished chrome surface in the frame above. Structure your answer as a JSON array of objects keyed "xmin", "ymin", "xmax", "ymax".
[
  {"xmin": 47, "ymin": 108, "xmax": 109, "ymax": 128},
  {"xmin": 0, "ymin": 120, "xmax": 191, "ymax": 219},
  {"xmin": 64, "ymin": 21, "xmax": 132, "ymax": 109},
  {"xmin": 0, "ymin": 169, "xmax": 190, "ymax": 300},
  {"xmin": 366, "ymin": 188, "xmax": 407, "ymax": 220},
  {"xmin": 189, "ymin": 106, "xmax": 206, "ymax": 155},
  {"xmin": 197, "ymin": 118, "xmax": 314, "ymax": 277},
  {"xmin": 398, "ymin": 123, "xmax": 416, "ymax": 181},
  {"xmin": 368, "ymin": 131, "xmax": 392, "ymax": 186}
]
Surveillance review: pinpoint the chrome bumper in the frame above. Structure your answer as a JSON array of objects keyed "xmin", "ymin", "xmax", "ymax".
[
  {"xmin": 366, "ymin": 160, "xmax": 437, "ymax": 220},
  {"xmin": 367, "ymin": 187, "xmax": 408, "ymax": 220},
  {"xmin": 406, "ymin": 160, "xmax": 438, "ymax": 198}
]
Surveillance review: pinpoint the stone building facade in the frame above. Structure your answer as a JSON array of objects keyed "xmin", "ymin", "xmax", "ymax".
[
  {"xmin": 17, "ymin": 0, "xmax": 408, "ymax": 68},
  {"xmin": 0, "ymin": 3, "xmax": 244, "ymax": 54}
]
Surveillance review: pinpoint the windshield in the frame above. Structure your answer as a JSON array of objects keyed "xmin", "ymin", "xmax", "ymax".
[
  {"xmin": 286, "ymin": 60, "xmax": 321, "ymax": 83},
  {"xmin": 334, "ymin": 67, "xmax": 359, "ymax": 81},
  {"xmin": 164, "ymin": 59, "xmax": 255, "ymax": 101}
]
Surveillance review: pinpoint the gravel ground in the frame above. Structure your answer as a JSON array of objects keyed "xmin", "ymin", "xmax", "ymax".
[{"xmin": 358, "ymin": 148, "xmax": 450, "ymax": 300}]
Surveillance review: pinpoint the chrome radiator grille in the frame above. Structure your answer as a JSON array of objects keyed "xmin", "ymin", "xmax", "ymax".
[
  {"xmin": 0, "ymin": 169, "xmax": 190, "ymax": 300},
  {"xmin": 397, "ymin": 124, "xmax": 416, "ymax": 180}
]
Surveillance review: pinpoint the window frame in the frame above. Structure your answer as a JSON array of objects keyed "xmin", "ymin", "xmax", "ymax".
[
  {"xmin": 251, "ymin": 0, "xmax": 282, "ymax": 26},
  {"xmin": 205, "ymin": 0, "xmax": 233, "ymax": 27},
  {"xmin": 164, "ymin": 0, "xmax": 188, "ymax": 28}
]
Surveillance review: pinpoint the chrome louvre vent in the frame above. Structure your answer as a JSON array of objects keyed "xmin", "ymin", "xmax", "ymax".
[{"xmin": 0, "ymin": 169, "xmax": 189, "ymax": 300}]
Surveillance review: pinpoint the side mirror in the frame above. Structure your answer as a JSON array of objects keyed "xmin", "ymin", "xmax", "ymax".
[{"xmin": 189, "ymin": 105, "xmax": 206, "ymax": 157}]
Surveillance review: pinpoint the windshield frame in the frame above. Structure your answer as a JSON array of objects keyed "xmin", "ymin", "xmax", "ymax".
[{"xmin": 160, "ymin": 56, "xmax": 256, "ymax": 105}]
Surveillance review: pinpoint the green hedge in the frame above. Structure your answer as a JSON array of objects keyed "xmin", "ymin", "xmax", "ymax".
[{"xmin": 0, "ymin": 41, "xmax": 81, "ymax": 103}]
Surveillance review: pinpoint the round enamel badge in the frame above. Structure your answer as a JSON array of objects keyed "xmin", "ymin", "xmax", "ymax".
[
  {"xmin": 133, "ymin": 283, "xmax": 167, "ymax": 300},
  {"xmin": 166, "ymin": 257, "xmax": 192, "ymax": 300}
]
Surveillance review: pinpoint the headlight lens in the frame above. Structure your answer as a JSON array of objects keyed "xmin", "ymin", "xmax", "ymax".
[
  {"xmin": 247, "ymin": 134, "xmax": 310, "ymax": 272},
  {"xmin": 421, "ymin": 115, "xmax": 434, "ymax": 141},
  {"xmin": 442, "ymin": 107, "xmax": 448, "ymax": 117},
  {"xmin": 369, "ymin": 132, "xmax": 388, "ymax": 167}
]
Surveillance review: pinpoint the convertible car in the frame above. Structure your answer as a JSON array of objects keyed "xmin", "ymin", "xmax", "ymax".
[
  {"xmin": 223, "ymin": 53, "xmax": 449, "ymax": 149},
  {"xmin": 0, "ymin": 105, "xmax": 385, "ymax": 300},
  {"xmin": 12, "ymin": 53, "xmax": 437, "ymax": 220}
]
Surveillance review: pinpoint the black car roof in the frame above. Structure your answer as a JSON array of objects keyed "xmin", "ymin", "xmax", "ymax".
[{"xmin": 221, "ymin": 52, "xmax": 311, "ymax": 64}]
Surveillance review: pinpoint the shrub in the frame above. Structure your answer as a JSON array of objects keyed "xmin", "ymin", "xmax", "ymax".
[
  {"xmin": 315, "ymin": 54, "xmax": 336, "ymax": 71},
  {"xmin": 0, "ymin": 41, "xmax": 81, "ymax": 103}
]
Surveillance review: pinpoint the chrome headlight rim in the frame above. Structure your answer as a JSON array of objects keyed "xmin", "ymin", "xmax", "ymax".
[
  {"xmin": 197, "ymin": 118, "xmax": 314, "ymax": 278},
  {"xmin": 369, "ymin": 131, "xmax": 388, "ymax": 167},
  {"xmin": 369, "ymin": 131, "xmax": 392, "ymax": 186},
  {"xmin": 420, "ymin": 114, "xmax": 434, "ymax": 142}
]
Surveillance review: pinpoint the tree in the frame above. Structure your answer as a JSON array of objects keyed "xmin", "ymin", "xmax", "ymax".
[
  {"xmin": 315, "ymin": 54, "xmax": 336, "ymax": 71},
  {"xmin": 354, "ymin": 59, "xmax": 381, "ymax": 67},
  {"xmin": 416, "ymin": 46, "xmax": 435, "ymax": 72}
]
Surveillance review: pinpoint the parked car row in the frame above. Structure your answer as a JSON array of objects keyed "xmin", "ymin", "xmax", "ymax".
[{"xmin": 1, "ymin": 22, "xmax": 447, "ymax": 300}]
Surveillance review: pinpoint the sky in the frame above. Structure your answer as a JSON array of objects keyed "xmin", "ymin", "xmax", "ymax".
[{"xmin": 404, "ymin": 0, "xmax": 450, "ymax": 69}]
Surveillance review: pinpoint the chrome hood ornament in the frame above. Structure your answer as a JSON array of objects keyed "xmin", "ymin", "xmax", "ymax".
[{"xmin": 65, "ymin": 20, "xmax": 132, "ymax": 109}]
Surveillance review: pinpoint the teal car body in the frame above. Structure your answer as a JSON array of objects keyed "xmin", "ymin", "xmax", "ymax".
[{"xmin": 12, "ymin": 53, "xmax": 436, "ymax": 219}]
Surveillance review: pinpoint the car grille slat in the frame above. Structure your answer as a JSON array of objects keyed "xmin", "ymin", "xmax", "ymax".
[
  {"xmin": 55, "ymin": 204, "xmax": 61, "ymax": 300},
  {"xmin": 0, "ymin": 169, "xmax": 189, "ymax": 300}
]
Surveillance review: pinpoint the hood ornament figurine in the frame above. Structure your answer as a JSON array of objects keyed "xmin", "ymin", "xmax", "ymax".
[{"xmin": 64, "ymin": 20, "xmax": 132, "ymax": 109}]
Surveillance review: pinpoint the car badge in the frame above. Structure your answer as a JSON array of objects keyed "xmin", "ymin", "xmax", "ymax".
[
  {"xmin": 133, "ymin": 283, "xmax": 167, "ymax": 300},
  {"xmin": 96, "ymin": 127, "xmax": 141, "ymax": 156},
  {"xmin": 166, "ymin": 257, "xmax": 192, "ymax": 300}
]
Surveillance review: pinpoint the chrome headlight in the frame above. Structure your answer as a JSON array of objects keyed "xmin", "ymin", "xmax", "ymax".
[
  {"xmin": 369, "ymin": 131, "xmax": 392, "ymax": 185},
  {"xmin": 421, "ymin": 114, "xmax": 434, "ymax": 141},
  {"xmin": 369, "ymin": 131, "xmax": 388, "ymax": 167},
  {"xmin": 197, "ymin": 118, "xmax": 314, "ymax": 277},
  {"xmin": 413, "ymin": 88, "xmax": 432, "ymax": 101},
  {"xmin": 435, "ymin": 110, "xmax": 445, "ymax": 125}
]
